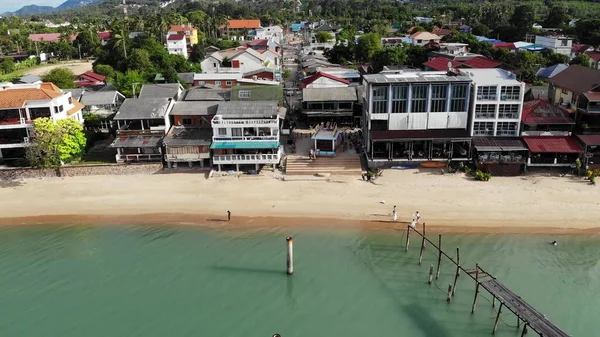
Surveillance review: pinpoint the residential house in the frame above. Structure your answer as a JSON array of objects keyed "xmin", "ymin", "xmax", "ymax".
[
  {"xmin": 311, "ymin": 23, "xmax": 339, "ymax": 43},
  {"xmin": 302, "ymin": 87, "xmax": 358, "ymax": 126},
  {"xmin": 167, "ymin": 34, "xmax": 188, "ymax": 58},
  {"xmin": 97, "ymin": 32, "xmax": 111, "ymax": 46},
  {"xmin": 15, "ymin": 75, "xmax": 42, "ymax": 84},
  {"xmin": 220, "ymin": 19, "xmax": 262, "ymax": 39},
  {"xmin": 28, "ymin": 33, "xmax": 77, "ymax": 43},
  {"xmin": 584, "ymin": 51, "xmax": 600, "ymax": 70},
  {"xmin": 535, "ymin": 36, "xmax": 573, "ymax": 56},
  {"xmin": 231, "ymin": 85, "xmax": 284, "ymax": 105},
  {"xmin": 428, "ymin": 43, "xmax": 483, "ymax": 62},
  {"xmin": 75, "ymin": 71, "xmax": 106, "ymax": 87},
  {"xmin": 381, "ymin": 37, "xmax": 411, "ymax": 46},
  {"xmin": 520, "ymin": 99, "xmax": 583, "ymax": 168},
  {"xmin": 163, "ymin": 101, "xmax": 217, "ymax": 168},
  {"xmin": 571, "ymin": 44, "xmax": 592, "ymax": 58},
  {"xmin": 432, "ymin": 27, "xmax": 453, "ymax": 38},
  {"xmin": 424, "ymin": 56, "xmax": 502, "ymax": 72},
  {"xmin": 253, "ymin": 25, "xmax": 284, "ymax": 41},
  {"xmin": 193, "ymin": 73, "xmax": 242, "ymax": 89},
  {"xmin": 316, "ymin": 67, "xmax": 361, "ymax": 84},
  {"xmin": 246, "ymin": 39, "xmax": 270, "ymax": 52},
  {"xmin": 362, "ymin": 71, "xmax": 473, "ymax": 163},
  {"xmin": 201, "ymin": 47, "xmax": 272, "ymax": 75},
  {"xmin": 0, "ymin": 82, "xmax": 84, "ymax": 160},
  {"xmin": 210, "ymin": 101, "xmax": 283, "ymax": 171},
  {"xmin": 168, "ymin": 24, "xmax": 199, "ymax": 46},
  {"xmin": 410, "ymin": 32, "xmax": 441, "ymax": 46},
  {"xmin": 535, "ymin": 64, "xmax": 568, "ymax": 81},
  {"xmin": 260, "ymin": 49, "xmax": 282, "ymax": 72},
  {"xmin": 468, "ymin": 69, "xmax": 528, "ymax": 175},
  {"xmin": 138, "ymin": 83, "xmax": 184, "ymax": 100},
  {"xmin": 413, "ymin": 17, "xmax": 433, "ymax": 24},
  {"xmin": 110, "ymin": 98, "xmax": 174, "ymax": 163},
  {"xmin": 243, "ymin": 68, "xmax": 276, "ymax": 81},
  {"xmin": 184, "ymin": 88, "xmax": 231, "ymax": 102},
  {"xmin": 300, "ymin": 72, "xmax": 350, "ymax": 89},
  {"xmin": 63, "ymin": 88, "xmax": 85, "ymax": 101},
  {"xmin": 80, "ymin": 90, "xmax": 125, "ymax": 116}
]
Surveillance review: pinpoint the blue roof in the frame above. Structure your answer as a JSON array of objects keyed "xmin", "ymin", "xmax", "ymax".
[
  {"xmin": 520, "ymin": 44, "xmax": 544, "ymax": 51},
  {"xmin": 474, "ymin": 35, "xmax": 502, "ymax": 43},
  {"xmin": 211, "ymin": 141, "xmax": 279, "ymax": 149},
  {"xmin": 291, "ymin": 23, "xmax": 302, "ymax": 31},
  {"xmin": 535, "ymin": 64, "xmax": 569, "ymax": 79}
]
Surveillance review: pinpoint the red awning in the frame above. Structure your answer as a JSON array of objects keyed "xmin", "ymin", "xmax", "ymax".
[{"xmin": 523, "ymin": 136, "xmax": 584, "ymax": 153}]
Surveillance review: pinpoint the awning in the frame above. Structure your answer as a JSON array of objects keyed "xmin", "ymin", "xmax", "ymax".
[
  {"xmin": 523, "ymin": 136, "xmax": 584, "ymax": 153},
  {"xmin": 576, "ymin": 134, "xmax": 600, "ymax": 146},
  {"xmin": 472, "ymin": 137, "xmax": 528, "ymax": 152},
  {"xmin": 302, "ymin": 111, "xmax": 353, "ymax": 116},
  {"xmin": 371, "ymin": 129, "xmax": 470, "ymax": 141},
  {"xmin": 211, "ymin": 141, "xmax": 279, "ymax": 149}
]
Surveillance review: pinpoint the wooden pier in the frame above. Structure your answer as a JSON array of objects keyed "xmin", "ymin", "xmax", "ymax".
[{"xmin": 407, "ymin": 224, "xmax": 571, "ymax": 337}]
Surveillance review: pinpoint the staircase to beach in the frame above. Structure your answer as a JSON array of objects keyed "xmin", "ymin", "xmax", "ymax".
[{"xmin": 284, "ymin": 155, "xmax": 363, "ymax": 177}]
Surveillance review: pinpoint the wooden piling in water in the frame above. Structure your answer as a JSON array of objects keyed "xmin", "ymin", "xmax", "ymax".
[
  {"xmin": 436, "ymin": 234, "xmax": 442, "ymax": 280},
  {"xmin": 418, "ymin": 228, "xmax": 425, "ymax": 265},
  {"xmin": 520, "ymin": 324, "xmax": 527, "ymax": 336},
  {"xmin": 447, "ymin": 284, "xmax": 453, "ymax": 302},
  {"xmin": 422, "ymin": 222, "xmax": 426, "ymax": 248},
  {"xmin": 428, "ymin": 264, "xmax": 433, "ymax": 284},
  {"xmin": 492, "ymin": 302, "xmax": 503, "ymax": 334},
  {"xmin": 405, "ymin": 225, "xmax": 410, "ymax": 252},
  {"xmin": 492, "ymin": 297, "xmax": 496, "ymax": 308},
  {"xmin": 517, "ymin": 315, "xmax": 520, "ymax": 329},
  {"xmin": 452, "ymin": 247, "xmax": 460, "ymax": 296},
  {"xmin": 471, "ymin": 263, "xmax": 480, "ymax": 314},
  {"xmin": 286, "ymin": 237, "xmax": 294, "ymax": 275}
]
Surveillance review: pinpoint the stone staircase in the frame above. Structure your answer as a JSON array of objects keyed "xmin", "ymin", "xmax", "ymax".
[{"xmin": 285, "ymin": 155, "xmax": 364, "ymax": 177}]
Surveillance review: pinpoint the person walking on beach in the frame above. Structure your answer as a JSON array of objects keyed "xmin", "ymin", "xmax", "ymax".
[
  {"xmin": 227, "ymin": 210, "xmax": 231, "ymax": 221},
  {"xmin": 392, "ymin": 206, "xmax": 398, "ymax": 222},
  {"xmin": 415, "ymin": 211, "xmax": 421, "ymax": 223}
]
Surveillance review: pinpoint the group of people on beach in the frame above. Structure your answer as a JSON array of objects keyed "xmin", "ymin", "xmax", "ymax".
[{"xmin": 392, "ymin": 205, "xmax": 420, "ymax": 226}]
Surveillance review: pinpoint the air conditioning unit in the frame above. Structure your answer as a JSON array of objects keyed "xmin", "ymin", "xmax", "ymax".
[
  {"xmin": 23, "ymin": 137, "xmax": 30, "ymax": 143},
  {"xmin": 20, "ymin": 118, "xmax": 26, "ymax": 124}
]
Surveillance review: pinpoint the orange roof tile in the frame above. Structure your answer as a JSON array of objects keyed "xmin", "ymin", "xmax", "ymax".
[
  {"xmin": 67, "ymin": 100, "xmax": 84, "ymax": 116},
  {"xmin": 220, "ymin": 19, "xmax": 261, "ymax": 29},
  {"xmin": 39, "ymin": 82, "xmax": 61, "ymax": 92},
  {"xmin": 0, "ymin": 89, "xmax": 62, "ymax": 109}
]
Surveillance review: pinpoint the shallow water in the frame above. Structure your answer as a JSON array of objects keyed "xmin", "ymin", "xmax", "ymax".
[{"xmin": 0, "ymin": 225, "xmax": 596, "ymax": 337}]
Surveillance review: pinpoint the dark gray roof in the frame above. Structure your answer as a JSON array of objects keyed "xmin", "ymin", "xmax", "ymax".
[
  {"xmin": 113, "ymin": 98, "xmax": 171, "ymax": 120},
  {"xmin": 314, "ymin": 23, "xmax": 338, "ymax": 32},
  {"xmin": 138, "ymin": 83, "xmax": 181, "ymax": 99},
  {"xmin": 302, "ymin": 87, "xmax": 357, "ymax": 102},
  {"xmin": 63, "ymin": 88, "xmax": 85, "ymax": 100},
  {"xmin": 363, "ymin": 72, "xmax": 471, "ymax": 84},
  {"xmin": 16, "ymin": 74, "xmax": 42, "ymax": 84},
  {"xmin": 163, "ymin": 126, "xmax": 212, "ymax": 147},
  {"xmin": 80, "ymin": 90, "xmax": 123, "ymax": 106},
  {"xmin": 177, "ymin": 72, "xmax": 195, "ymax": 85},
  {"xmin": 170, "ymin": 101, "xmax": 219, "ymax": 116},
  {"xmin": 110, "ymin": 135, "xmax": 163, "ymax": 148},
  {"xmin": 184, "ymin": 88, "xmax": 231, "ymax": 101},
  {"xmin": 216, "ymin": 101, "xmax": 279, "ymax": 118}
]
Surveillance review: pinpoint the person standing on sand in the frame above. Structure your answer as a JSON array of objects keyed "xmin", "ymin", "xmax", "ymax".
[
  {"xmin": 415, "ymin": 211, "xmax": 421, "ymax": 223},
  {"xmin": 392, "ymin": 206, "xmax": 398, "ymax": 222},
  {"xmin": 227, "ymin": 210, "xmax": 231, "ymax": 221}
]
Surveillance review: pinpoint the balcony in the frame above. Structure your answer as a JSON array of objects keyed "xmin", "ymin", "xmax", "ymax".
[
  {"xmin": 0, "ymin": 117, "xmax": 31, "ymax": 128},
  {"xmin": 0, "ymin": 137, "xmax": 30, "ymax": 148},
  {"xmin": 115, "ymin": 153, "xmax": 163, "ymax": 163},
  {"xmin": 211, "ymin": 118, "xmax": 278, "ymax": 126},
  {"xmin": 213, "ymin": 152, "xmax": 281, "ymax": 165},
  {"xmin": 213, "ymin": 135, "xmax": 278, "ymax": 142},
  {"xmin": 164, "ymin": 153, "xmax": 210, "ymax": 161}
]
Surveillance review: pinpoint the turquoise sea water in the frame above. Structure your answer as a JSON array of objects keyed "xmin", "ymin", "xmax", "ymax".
[{"xmin": 0, "ymin": 225, "xmax": 596, "ymax": 337}]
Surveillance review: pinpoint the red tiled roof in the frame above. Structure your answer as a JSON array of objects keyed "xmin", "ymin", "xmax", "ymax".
[
  {"xmin": 423, "ymin": 57, "xmax": 461, "ymax": 71},
  {"xmin": 493, "ymin": 42, "xmax": 517, "ymax": 50},
  {"xmin": 0, "ymin": 88, "xmax": 62, "ymax": 109},
  {"xmin": 78, "ymin": 71, "xmax": 106, "ymax": 82},
  {"xmin": 168, "ymin": 34, "xmax": 186, "ymax": 41},
  {"xmin": 521, "ymin": 100, "xmax": 574, "ymax": 125},
  {"xmin": 382, "ymin": 38, "xmax": 404, "ymax": 45},
  {"xmin": 461, "ymin": 56, "xmax": 502, "ymax": 69},
  {"xmin": 432, "ymin": 28, "xmax": 453, "ymax": 36},
  {"xmin": 169, "ymin": 24, "xmax": 196, "ymax": 32},
  {"xmin": 576, "ymin": 134, "xmax": 600, "ymax": 146},
  {"xmin": 572, "ymin": 44, "xmax": 591, "ymax": 54},
  {"xmin": 523, "ymin": 136, "xmax": 584, "ymax": 153},
  {"xmin": 220, "ymin": 19, "xmax": 261, "ymax": 29},
  {"xmin": 97, "ymin": 31, "xmax": 111, "ymax": 40},
  {"xmin": 300, "ymin": 71, "xmax": 349, "ymax": 88},
  {"xmin": 248, "ymin": 39, "xmax": 269, "ymax": 46},
  {"xmin": 585, "ymin": 51, "xmax": 600, "ymax": 62},
  {"xmin": 28, "ymin": 33, "xmax": 77, "ymax": 43}
]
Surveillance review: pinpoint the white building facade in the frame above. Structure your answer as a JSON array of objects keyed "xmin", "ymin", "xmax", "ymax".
[
  {"xmin": 535, "ymin": 36, "xmax": 573, "ymax": 56},
  {"xmin": 167, "ymin": 34, "xmax": 188, "ymax": 59},
  {"xmin": 467, "ymin": 69, "xmax": 526, "ymax": 137}
]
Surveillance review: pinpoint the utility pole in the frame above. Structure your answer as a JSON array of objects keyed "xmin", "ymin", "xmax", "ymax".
[{"xmin": 78, "ymin": 43, "xmax": 82, "ymax": 60}]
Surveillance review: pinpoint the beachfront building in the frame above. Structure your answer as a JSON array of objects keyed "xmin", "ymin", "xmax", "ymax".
[
  {"xmin": 163, "ymin": 101, "xmax": 217, "ymax": 168},
  {"xmin": 301, "ymin": 87, "xmax": 358, "ymax": 126},
  {"xmin": 210, "ymin": 101, "xmax": 283, "ymax": 172},
  {"xmin": 0, "ymin": 83, "xmax": 84, "ymax": 161},
  {"xmin": 110, "ymin": 98, "xmax": 174, "ymax": 163},
  {"xmin": 362, "ymin": 70, "xmax": 473, "ymax": 163}
]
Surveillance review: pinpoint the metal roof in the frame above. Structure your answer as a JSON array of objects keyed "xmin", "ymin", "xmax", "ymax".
[
  {"xmin": 113, "ymin": 98, "xmax": 171, "ymax": 120},
  {"xmin": 184, "ymin": 88, "xmax": 231, "ymax": 101},
  {"xmin": 576, "ymin": 134, "xmax": 600, "ymax": 146},
  {"xmin": 110, "ymin": 135, "xmax": 163, "ymax": 148},
  {"xmin": 138, "ymin": 84, "xmax": 181, "ymax": 99},
  {"xmin": 170, "ymin": 101, "xmax": 218, "ymax": 116},
  {"xmin": 363, "ymin": 72, "xmax": 471, "ymax": 84},
  {"xmin": 472, "ymin": 137, "xmax": 528, "ymax": 152},
  {"xmin": 163, "ymin": 126, "xmax": 212, "ymax": 147},
  {"xmin": 211, "ymin": 141, "xmax": 279, "ymax": 149},
  {"xmin": 302, "ymin": 87, "xmax": 357, "ymax": 102},
  {"xmin": 523, "ymin": 136, "xmax": 584, "ymax": 153},
  {"xmin": 63, "ymin": 88, "xmax": 85, "ymax": 100},
  {"xmin": 80, "ymin": 90, "xmax": 122, "ymax": 106},
  {"xmin": 216, "ymin": 101, "xmax": 279, "ymax": 118}
]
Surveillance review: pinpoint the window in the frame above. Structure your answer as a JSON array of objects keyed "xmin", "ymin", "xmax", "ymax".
[
  {"xmin": 417, "ymin": 39, "xmax": 422, "ymax": 43},
  {"xmin": 218, "ymin": 128, "xmax": 227, "ymax": 136},
  {"xmin": 370, "ymin": 120, "xmax": 388, "ymax": 131},
  {"xmin": 339, "ymin": 102, "xmax": 352, "ymax": 110},
  {"xmin": 411, "ymin": 85, "xmax": 427, "ymax": 112},
  {"xmin": 496, "ymin": 122, "xmax": 518, "ymax": 136},
  {"xmin": 68, "ymin": 97, "xmax": 72, "ymax": 104},
  {"xmin": 232, "ymin": 128, "xmax": 242, "ymax": 137},
  {"xmin": 215, "ymin": 81, "xmax": 221, "ymax": 87},
  {"xmin": 475, "ymin": 104, "xmax": 496, "ymax": 119},
  {"xmin": 226, "ymin": 81, "xmax": 232, "ymax": 85},
  {"xmin": 323, "ymin": 102, "xmax": 335, "ymax": 110},
  {"xmin": 372, "ymin": 86, "xmax": 388, "ymax": 114},
  {"xmin": 182, "ymin": 118, "xmax": 192, "ymax": 125},
  {"xmin": 238, "ymin": 90, "xmax": 251, "ymax": 99},
  {"xmin": 560, "ymin": 39, "xmax": 568, "ymax": 46},
  {"xmin": 430, "ymin": 85, "xmax": 448, "ymax": 112},
  {"xmin": 571, "ymin": 94, "xmax": 577, "ymax": 105},
  {"xmin": 498, "ymin": 104, "xmax": 520, "ymax": 119},
  {"xmin": 450, "ymin": 84, "xmax": 468, "ymax": 112},
  {"xmin": 500, "ymin": 86, "xmax": 520, "ymax": 101},
  {"xmin": 477, "ymin": 86, "xmax": 497, "ymax": 100},
  {"xmin": 391, "ymin": 86, "xmax": 408, "ymax": 113},
  {"xmin": 473, "ymin": 122, "xmax": 495, "ymax": 136},
  {"xmin": 213, "ymin": 63, "xmax": 217, "ymax": 68}
]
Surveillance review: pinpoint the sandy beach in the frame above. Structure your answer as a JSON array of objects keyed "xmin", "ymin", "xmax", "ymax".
[{"xmin": 0, "ymin": 170, "xmax": 599, "ymax": 234}]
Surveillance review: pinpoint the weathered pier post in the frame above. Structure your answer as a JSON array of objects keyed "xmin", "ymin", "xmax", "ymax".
[
  {"xmin": 452, "ymin": 247, "xmax": 460, "ymax": 296},
  {"xmin": 492, "ymin": 302, "xmax": 504, "ymax": 334},
  {"xmin": 436, "ymin": 234, "xmax": 442, "ymax": 279},
  {"xmin": 286, "ymin": 237, "xmax": 294, "ymax": 275},
  {"xmin": 405, "ymin": 225, "xmax": 411, "ymax": 252},
  {"xmin": 517, "ymin": 315, "xmax": 520, "ymax": 329},
  {"xmin": 422, "ymin": 222, "xmax": 426, "ymax": 248},
  {"xmin": 418, "ymin": 227, "xmax": 425, "ymax": 265},
  {"xmin": 471, "ymin": 263, "xmax": 480, "ymax": 314},
  {"xmin": 446, "ymin": 284, "xmax": 453, "ymax": 302},
  {"xmin": 521, "ymin": 324, "xmax": 527, "ymax": 336},
  {"xmin": 492, "ymin": 297, "xmax": 496, "ymax": 308},
  {"xmin": 428, "ymin": 264, "xmax": 434, "ymax": 284}
]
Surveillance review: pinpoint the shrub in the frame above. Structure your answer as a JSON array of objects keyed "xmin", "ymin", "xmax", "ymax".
[
  {"xmin": 474, "ymin": 169, "xmax": 491, "ymax": 181},
  {"xmin": 587, "ymin": 169, "xmax": 600, "ymax": 185}
]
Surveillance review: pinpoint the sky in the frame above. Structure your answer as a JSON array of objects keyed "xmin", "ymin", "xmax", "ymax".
[{"xmin": 1, "ymin": 0, "xmax": 65, "ymax": 13}]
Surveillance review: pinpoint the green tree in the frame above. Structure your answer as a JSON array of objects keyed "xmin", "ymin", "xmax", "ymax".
[
  {"xmin": 50, "ymin": 41, "xmax": 76, "ymax": 60},
  {"xmin": 405, "ymin": 44, "xmax": 428, "ymax": 67},
  {"xmin": 371, "ymin": 47, "xmax": 408, "ymax": 72},
  {"xmin": 315, "ymin": 31, "xmax": 331, "ymax": 43},
  {"xmin": 26, "ymin": 118, "xmax": 86, "ymax": 168},
  {"xmin": 355, "ymin": 32, "xmax": 381, "ymax": 62},
  {"xmin": 0, "ymin": 57, "xmax": 15, "ymax": 74},
  {"xmin": 544, "ymin": 5, "xmax": 569, "ymax": 28},
  {"xmin": 541, "ymin": 49, "xmax": 569, "ymax": 66},
  {"xmin": 41, "ymin": 68, "xmax": 76, "ymax": 89},
  {"xmin": 189, "ymin": 43, "xmax": 205, "ymax": 63},
  {"xmin": 509, "ymin": 5, "xmax": 534, "ymax": 40},
  {"xmin": 128, "ymin": 48, "xmax": 153, "ymax": 72},
  {"xmin": 570, "ymin": 54, "xmax": 592, "ymax": 68},
  {"xmin": 93, "ymin": 64, "xmax": 115, "ymax": 79},
  {"xmin": 471, "ymin": 24, "xmax": 490, "ymax": 37},
  {"xmin": 575, "ymin": 19, "xmax": 600, "ymax": 48},
  {"xmin": 113, "ymin": 70, "xmax": 147, "ymax": 97},
  {"xmin": 74, "ymin": 29, "xmax": 101, "ymax": 57}
]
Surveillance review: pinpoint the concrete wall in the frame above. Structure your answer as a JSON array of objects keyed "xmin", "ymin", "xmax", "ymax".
[{"xmin": 0, "ymin": 163, "xmax": 162, "ymax": 180}]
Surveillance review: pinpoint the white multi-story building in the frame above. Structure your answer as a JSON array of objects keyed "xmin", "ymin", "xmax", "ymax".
[
  {"xmin": 211, "ymin": 101, "xmax": 283, "ymax": 171},
  {"xmin": 167, "ymin": 34, "xmax": 187, "ymax": 59},
  {"xmin": 0, "ymin": 83, "xmax": 84, "ymax": 160},
  {"xmin": 467, "ymin": 69, "xmax": 526, "ymax": 137},
  {"xmin": 535, "ymin": 35, "xmax": 573, "ymax": 56}
]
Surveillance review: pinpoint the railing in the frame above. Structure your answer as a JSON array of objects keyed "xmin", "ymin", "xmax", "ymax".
[
  {"xmin": 116, "ymin": 153, "xmax": 162, "ymax": 162},
  {"xmin": 0, "ymin": 118, "xmax": 31, "ymax": 126},
  {"xmin": 213, "ymin": 135, "xmax": 278, "ymax": 141},
  {"xmin": 211, "ymin": 119, "xmax": 278, "ymax": 126},
  {"xmin": 165, "ymin": 153, "xmax": 210, "ymax": 161},
  {"xmin": 214, "ymin": 67, "xmax": 242, "ymax": 73},
  {"xmin": 213, "ymin": 153, "xmax": 280, "ymax": 164},
  {"xmin": 521, "ymin": 131, "xmax": 570, "ymax": 136},
  {"xmin": 116, "ymin": 129, "xmax": 165, "ymax": 136}
]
